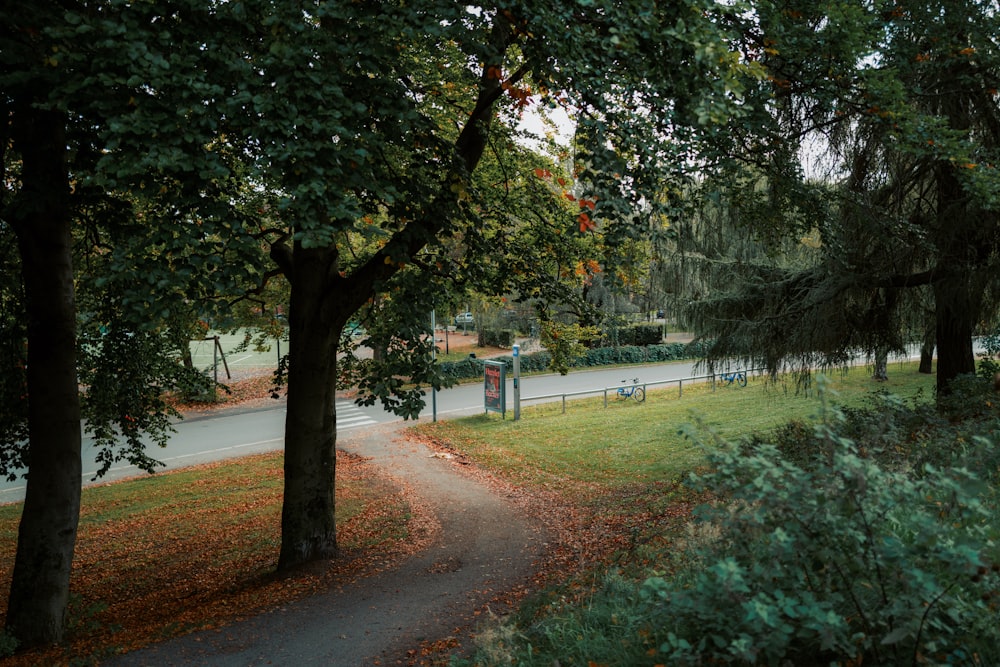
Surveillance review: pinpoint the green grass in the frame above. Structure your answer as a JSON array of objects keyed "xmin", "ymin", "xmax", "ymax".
[
  {"xmin": 412, "ymin": 361, "xmax": 935, "ymax": 494},
  {"xmin": 188, "ymin": 329, "xmax": 284, "ymax": 371}
]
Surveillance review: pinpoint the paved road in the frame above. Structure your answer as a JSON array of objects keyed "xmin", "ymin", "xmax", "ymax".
[
  {"xmin": 3, "ymin": 344, "xmax": 937, "ymax": 504},
  {"xmin": 0, "ymin": 360, "xmax": 711, "ymax": 504}
]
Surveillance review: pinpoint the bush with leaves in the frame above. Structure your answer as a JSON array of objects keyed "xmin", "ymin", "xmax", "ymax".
[
  {"xmin": 478, "ymin": 328, "xmax": 516, "ymax": 349},
  {"xmin": 748, "ymin": 376, "xmax": 1000, "ymax": 484},
  {"xmin": 541, "ymin": 321, "xmax": 600, "ymax": 375},
  {"xmin": 599, "ymin": 323, "xmax": 664, "ymax": 347},
  {"xmin": 461, "ymin": 391, "xmax": 1000, "ymax": 666},
  {"xmin": 977, "ymin": 330, "xmax": 1000, "ymax": 380},
  {"xmin": 435, "ymin": 342, "xmax": 702, "ymax": 382},
  {"xmin": 644, "ymin": 410, "xmax": 1000, "ymax": 665}
]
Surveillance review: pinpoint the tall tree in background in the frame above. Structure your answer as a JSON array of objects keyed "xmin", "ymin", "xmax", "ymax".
[{"xmin": 681, "ymin": 0, "xmax": 1000, "ymax": 393}]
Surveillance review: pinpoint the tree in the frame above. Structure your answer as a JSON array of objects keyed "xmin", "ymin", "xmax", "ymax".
[
  {"xmin": 681, "ymin": 0, "xmax": 1000, "ymax": 394},
  {"xmin": 2, "ymin": 0, "xmax": 742, "ymax": 647},
  {"xmin": 1, "ymin": 2, "xmax": 267, "ymax": 645},
  {"xmin": 211, "ymin": 1, "xmax": 742, "ymax": 570}
]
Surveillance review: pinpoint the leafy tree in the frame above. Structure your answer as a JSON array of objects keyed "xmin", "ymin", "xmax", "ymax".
[
  {"xmin": 220, "ymin": 0, "xmax": 743, "ymax": 572},
  {"xmin": 682, "ymin": 0, "xmax": 1000, "ymax": 395},
  {"xmin": 1, "ymin": 1, "xmax": 267, "ymax": 646},
  {"xmin": 2, "ymin": 0, "xmax": 742, "ymax": 647},
  {"xmin": 540, "ymin": 320, "xmax": 600, "ymax": 374}
]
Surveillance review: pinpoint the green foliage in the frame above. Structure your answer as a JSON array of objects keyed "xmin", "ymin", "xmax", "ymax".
[
  {"xmin": 478, "ymin": 328, "xmax": 516, "ymax": 349},
  {"xmin": 540, "ymin": 320, "xmax": 599, "ymax": 375},
  {"xmin": 459, "ymin": 385, "xmax": 1000, "ymax": 666},
  {"xmin": 436, "ymin": 342, "xmax": 703, "ymax": 382},
  {"xmin": 599, "ymin": 323, "xmax": 663, "ymax": 347},
  {"xmin": 78, "ymin": 325, "xmax": 201, "ymax": 480},
  {"xmin": 680, "ymin": 0, "xmax": 1000, "ymax": 394},
  {"xmin": 977, "ymin": 330, "xmax": 1000, "ymax": 379},
  {"xmin": 337, "ymin": 278, "xmax": 450, "ymax": 421},
  {"xmin": 643, "ymin": 419, "xmax": 1000, "ymax": 665}
]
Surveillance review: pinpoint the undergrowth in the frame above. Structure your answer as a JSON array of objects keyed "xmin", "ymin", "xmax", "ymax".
[{"xmin": 457, "ymin": 374, "xmax": 1000, "ymax": 666}]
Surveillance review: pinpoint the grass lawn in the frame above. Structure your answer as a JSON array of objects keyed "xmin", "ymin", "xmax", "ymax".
[{"xmin": 411, "ymin": 361, "xmax": 935, "ymax": 496}]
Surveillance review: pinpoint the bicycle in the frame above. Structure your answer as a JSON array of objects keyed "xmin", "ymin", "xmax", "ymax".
[
  {"xmin": 719, "ymin": 370, "xmax": 747, "ymax": 387},
  {"xmin": 617, "ymin": 378, "xmax": 646, "ymax": 403}
]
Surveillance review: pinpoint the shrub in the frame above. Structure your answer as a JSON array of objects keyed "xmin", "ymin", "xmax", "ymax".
[
  {"xmin": 462, "ymin": 396, "xmax": 1000, "ymax": 666},
  {"xmin": 437, "ymin": 357, "xmax": 484, "ymax": 383},
  {"xmin": 435, "ymin": 342, "xmax": 701, "ymax": 383},
  {"xmin": 478, "ymin": 328, "xmax": 515, "ymax": 348},
  {"xmin": 600, "ymin": 324, "xmax": 663, "ymax": 347},
  {"xmin": 645, "ymin": 412, "xmax": 1000, "ymax": 666},
  {"xmin": 542, "ymin": 321, "xmax": 599, "ymax": 375},
  {"xmin": 977, "ymin": 330, "xmax": 1000, "ymax": 379}
]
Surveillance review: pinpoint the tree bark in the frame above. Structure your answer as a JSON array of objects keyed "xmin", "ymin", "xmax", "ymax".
[
  {"xmin": 933, "ymin": 276, "xmax": 977, "ymax": 395},
  {"xmin": 278, "ymin": 244, "xmax": 341, "ymax": 569},
  {"xmin": 919, "ymin": 324, "xmax": 935, "ymax": 375},
  {"xmin": 873, "ymin": 347, "xmax": 888, "ymax": 382},
  {"xmin": 5, "ymin": 108, "xmax": 82, "ymax": 647}
]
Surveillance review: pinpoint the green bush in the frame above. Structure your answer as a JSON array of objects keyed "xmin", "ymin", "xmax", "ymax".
[
  {"xmin": 460, "ymin": 398, "xmax": 1000, "ymax": 666},
  {"xmin": 435, "ymin": 342, "xmax": 700, "ymax": 382},
  {"xmin": 600, "ymin": 324, "xmax": 664, "ymax": 347},
  {"xmin": 644, "ymin": 419, "xmax": 1000, "ymax": 665},
  {"xmin": 478, "ymin": 328, "xmax": 515, "ymax": 348},
  {"xmin": 977, "ymin": 330, "xmax": 1000, "ymax": 379},
  {"xmin": 437, "ymin": 357, "xmax": 484, "ymax": 383}
]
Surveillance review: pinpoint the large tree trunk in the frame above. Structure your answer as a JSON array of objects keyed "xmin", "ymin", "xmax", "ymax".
[
  {"xmin": 872, "ymin": 347, "xmax": 888, "ymax": 382},
  {"xmin": 5, "ymin": 108, "xmax": 82, "ymax": 647},
  {"xmin": 919, "ymin": 321, "xmax": 935, "ymax": 375},
  {"xmin": 933, "ymin": 276, "xmax": 977, "ymax": 395},
  {"xmin": 278, "ymin": 244, "xmax": 341, "ymax": 570}
]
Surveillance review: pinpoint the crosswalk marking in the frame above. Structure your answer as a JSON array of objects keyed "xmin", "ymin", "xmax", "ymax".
[{"xmin": 336, "ymin": 401, "xmax": 377, "ymax": 431}]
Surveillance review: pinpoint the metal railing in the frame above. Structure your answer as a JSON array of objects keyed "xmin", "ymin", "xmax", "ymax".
[{"xmin": 519, "ymin": 370, "xmax": 759, "ymax": 414}]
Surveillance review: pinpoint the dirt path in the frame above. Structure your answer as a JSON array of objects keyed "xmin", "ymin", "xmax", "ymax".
[{"xmin": 107, "ymin": 422, "xmax": 546, "ymax": 666}]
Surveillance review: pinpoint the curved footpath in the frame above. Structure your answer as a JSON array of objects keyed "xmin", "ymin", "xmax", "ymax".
[{"xmin": 108, "ymin": 422, "xmax": 546, "ymax": 666}]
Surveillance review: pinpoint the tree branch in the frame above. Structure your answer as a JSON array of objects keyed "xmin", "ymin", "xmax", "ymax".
[
  {"xmin": 337, "ymin": 13, "xmax": 524, "ymax": 312},
  {"xmin": 269, "ymin": 239, "xmax": 293, "ymax": 279}
]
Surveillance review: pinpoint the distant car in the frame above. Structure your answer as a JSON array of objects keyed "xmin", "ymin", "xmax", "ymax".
[{"xmin": 454, "ymin": 312, "xmax": 475, "ymax": 325}]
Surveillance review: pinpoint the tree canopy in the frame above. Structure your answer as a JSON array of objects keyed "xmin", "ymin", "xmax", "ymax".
[
  {"xmin": 679, "ymin": 0, "xmax": 1000, "ymax": 392},
  {"xmin": 2, "ymin": 0, "xmax": 743, "ymax": 648}
]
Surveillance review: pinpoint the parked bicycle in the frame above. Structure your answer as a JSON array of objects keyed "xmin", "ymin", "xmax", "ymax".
[
  {"xmin": 617, "ymin": 378, "xmax": 646, "ymax": 403},
  {"xmin": 719, "ymin": 370, "xmax": 747, "ymax": 387}
]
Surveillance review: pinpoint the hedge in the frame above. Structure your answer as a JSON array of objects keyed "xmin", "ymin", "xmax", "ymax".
[
  {"xmin": 598, "ymin": 324, "xmax": 664, "ymax": 347},
  {"xmin": 437, "ymin": 341, "xmax": 707, "ymax": 383},
  {"xmin": 477, "ymin": 328, "xmax": 516, "ymax": 348}
]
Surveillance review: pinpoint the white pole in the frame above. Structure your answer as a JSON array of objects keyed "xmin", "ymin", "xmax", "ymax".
[
  {"xmin": 512, "ymin": 343, "xmax": 521, "ymax": 421},
  {"xmin": 431, "ymin": 310, "xmax": 437, "ymax": 422}
]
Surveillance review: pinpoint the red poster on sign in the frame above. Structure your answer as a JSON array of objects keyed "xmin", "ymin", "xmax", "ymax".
[{"xmin": 483, "ymin": 361, "xmax": 506, "ymax": 416}]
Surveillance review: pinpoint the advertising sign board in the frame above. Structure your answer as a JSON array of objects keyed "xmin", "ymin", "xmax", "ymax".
[{"xmin": 483, "ymin": 360, "xmax": 506, "ymax": 417}]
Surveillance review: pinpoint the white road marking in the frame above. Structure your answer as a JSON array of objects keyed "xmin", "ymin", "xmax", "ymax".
[{"xmin": 336, "ymin": 401, "xmax": 378, "ymax": 429}]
